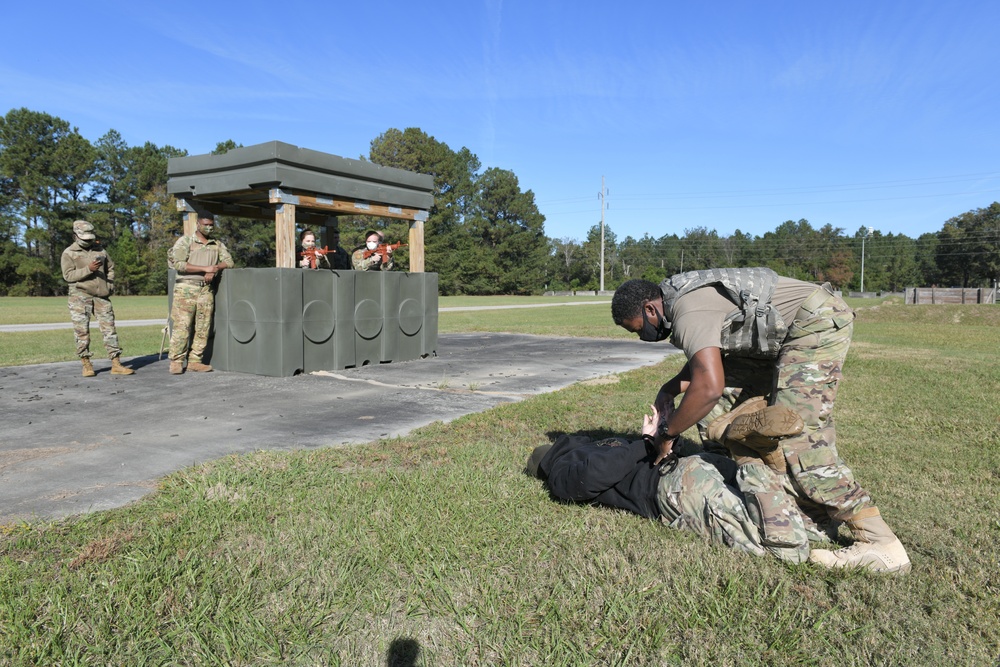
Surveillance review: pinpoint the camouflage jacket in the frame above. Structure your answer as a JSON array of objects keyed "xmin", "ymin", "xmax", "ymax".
[
  {"xmin": 351, "ymin": 247, "xmax": 393, "ymax": 272},
  {"xmin": 61, "ymin": 241, "xmax": 114, "ymax": 297}
]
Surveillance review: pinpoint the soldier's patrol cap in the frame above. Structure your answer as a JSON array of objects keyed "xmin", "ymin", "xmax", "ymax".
[{"xmin": 72, "ymin": 220, "xmax": 96, "ymax": 240}]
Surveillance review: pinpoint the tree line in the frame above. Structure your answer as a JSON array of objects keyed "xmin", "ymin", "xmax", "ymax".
[{"xmin": 1, "ymin": 107, "xmax": 997, "ymax": 297}]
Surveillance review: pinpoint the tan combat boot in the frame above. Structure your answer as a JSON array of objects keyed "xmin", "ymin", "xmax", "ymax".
[
  {"xmin": 707, "ymin": 397, "xmax": 801, "ymax": 474},
  {"xmin": 186, "ymin": 360, "xmax": 213, "ymax": 372},
  {"xmin": 726, "ymin": 405, "xmax": 803, "ymax": 445},
  {"xmin": 81, "ymin": 358, "xmax": 95, "ymax": 377},
  {"xmin": 111, "ymin": 357, "xmax": 135, "ymax": 375},
  {"xmin": 169, "ymin": 360, "xmax": 184, "ymax": 375},
  {"xmin": 808, "ymin": 508, "xmax": 911, "ymax": 574},
  {"xmin": 705, "ymin": 396, "xmax": 768, "ymax": 443},
  {"xmin": 727, "ymin": 404, "xmax": 802, "ymax": 474}
]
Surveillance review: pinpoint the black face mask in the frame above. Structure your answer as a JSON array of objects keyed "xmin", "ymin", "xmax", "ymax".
[{"xmin": 639, "ymin": 308, "xmax": 670, "ymax": 342}]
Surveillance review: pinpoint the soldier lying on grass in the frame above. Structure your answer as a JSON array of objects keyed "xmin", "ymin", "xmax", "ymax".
[{"xmin": 527, "ymin": 400, "xmax": 821, "ymax": 563}]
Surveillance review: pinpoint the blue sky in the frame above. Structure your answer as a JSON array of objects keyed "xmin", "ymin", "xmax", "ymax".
[{"xmin": 2, "ymin": 1, "xmax": 998, "ymax": 243}]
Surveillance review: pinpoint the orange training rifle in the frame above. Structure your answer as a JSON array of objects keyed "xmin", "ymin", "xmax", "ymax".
[
  {"xmin": 300, "ymin": 246, "xmax": 332, "ymax": 269},
  {"xmin": 362, "ymin": 242, "xmax": 406, "ymax": 260}
]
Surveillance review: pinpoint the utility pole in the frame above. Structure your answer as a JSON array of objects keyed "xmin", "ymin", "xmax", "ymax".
[
  {"xmin": 598, "ymin": 176, "xmax": 608, "ymax": 292},
  {"xmin": 860, "ymin": 226, "xmax": 873, "ymax": 293}
]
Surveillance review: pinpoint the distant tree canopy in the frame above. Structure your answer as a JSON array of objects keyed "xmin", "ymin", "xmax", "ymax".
[{"xmin": 0, "ymin": 107, "xmax": 997, "ymax": 296}]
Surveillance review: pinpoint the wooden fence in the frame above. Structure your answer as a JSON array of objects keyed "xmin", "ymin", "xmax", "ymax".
[{"xmin": 904, "ymin": 287, "xmax": 997, "ymax": 305}]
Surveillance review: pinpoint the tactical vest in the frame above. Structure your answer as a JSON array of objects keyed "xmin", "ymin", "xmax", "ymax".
[
  {"xmin": 176, "ymin": 239, "xmax": 221, "ymax": 285},
  {"xmin": 659, "ymin": 267, "xmax": 787, "ymax": 359}
]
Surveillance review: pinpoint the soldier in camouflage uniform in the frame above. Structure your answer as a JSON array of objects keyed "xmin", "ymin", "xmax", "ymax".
[
  {"xmin": 60, "ymin": 220, "xmax": 134, "ymax": 377},
  {"xmin": 167, "ymin": 212, "xmax": 234, "ymax": 375},
  {"xmin": 527, "ymin": 402, "xmax": 812, "ymax": 562},
  {"xmin": 611, "ymin": 271, "xmax": 910, "ymax": 574},
  {"xmin": 351, "ymin": 230, "xmax": 394, "ymax": 271}
]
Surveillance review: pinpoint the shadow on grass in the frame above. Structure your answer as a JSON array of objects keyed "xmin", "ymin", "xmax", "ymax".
[{"xmin": 386, "ymin": 637, "xmax": 421, "ymax": 667}]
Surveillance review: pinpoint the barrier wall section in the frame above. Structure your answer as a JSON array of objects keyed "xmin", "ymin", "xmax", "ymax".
[{"xmin": 168, "ymin": 268, "xmax": 438, "ymax": 377}]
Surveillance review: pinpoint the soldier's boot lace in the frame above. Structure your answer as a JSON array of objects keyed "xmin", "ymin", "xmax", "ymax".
[
  {"xmin": 169, "ymin": 360, "xmax": 184, "ymax": 375},
  {"xmin": 187, "ymin": 361, "xmax": 213, "ymax": 372},
  {"xmin": 110, "ymin": 357, "xmax": 134, "ymax": 375},
  {"xmin": 808, "ymin": 509, "xmax": 911, "ymax": 574},
  {"xmin": 81, "ymin": 358, "xmax": 95, "ymax": 377}
]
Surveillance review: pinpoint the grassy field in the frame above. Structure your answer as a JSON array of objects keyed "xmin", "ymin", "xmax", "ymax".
[
  {"xmin": 0, "ymin": 294, "xmax": 610, "ymax": 326},
  {"xmin": 0, "ymin": 295, "xmax": 625, "ymax": 368},
  {"xmin": 1, "ymin": 298, "xmax": 999, "ymax": 665}
]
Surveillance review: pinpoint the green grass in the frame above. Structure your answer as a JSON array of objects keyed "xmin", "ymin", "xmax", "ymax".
[
  {"xmin": 0, "ymin": 294, "xmax": 607, "ymax": 327},
  {"xmin": 0, "ymin": 296, "xmax": 170, "ymax": 324},
  {"xmin": 0, "ymin": 299, "xmax": 625, "ymax": 367},
  {"xmin": 1, "ymin": 299, "xmax": 999, "ymax": 665}
]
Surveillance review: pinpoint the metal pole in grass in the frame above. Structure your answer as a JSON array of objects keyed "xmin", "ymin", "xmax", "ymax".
[
  {"xmin": 598, "ymin": 176, "xmax": 608, "ymax": 293},
  {"xmin": 860, "ymin": 226, "xmax": 873, "ymax": 293}
]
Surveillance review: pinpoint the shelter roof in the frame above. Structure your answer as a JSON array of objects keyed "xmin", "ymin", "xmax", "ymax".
[{"xmin": 167, "ymin": 141, "xmax": 435, "ymax": 216}]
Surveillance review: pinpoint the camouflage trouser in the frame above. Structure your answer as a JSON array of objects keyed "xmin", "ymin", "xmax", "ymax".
[
  {"xmin": 700, "ymin": 292, "xmax": 874, "ymax": 527},
  {"xmin": 656, "ymin": 453, "xmax": 810, "ymax": 562},
  {"xmin": 68, "ymin": 291, "xmax": 122, "ymax": 359},
  {"xmin": 773, "ymin": 292, "xmax": 873, "ymax": 522},
  {"xmin": 168, "ymin": 282, "xmax": 215, "ymax": 363}
]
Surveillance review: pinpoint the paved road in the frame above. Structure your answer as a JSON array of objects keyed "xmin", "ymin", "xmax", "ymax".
[{"xmin": 0, "ymin": 331, "xmax": 676, "ymax": 524}]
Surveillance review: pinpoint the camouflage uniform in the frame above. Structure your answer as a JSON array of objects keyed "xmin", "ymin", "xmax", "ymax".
[
  {"xmin": 351, "ymin": 246, "xmax": 393, "ymax": 271},
  {"xmin": 167, "ymin": 234, "xmax": 234, "ymax": 364},
  {"xmin": 61, "ymin": 239, "xmax": 123, "ymax": 360},
  {"xmin": 536, "ymin": 435, "xmax": 810, "ymax": 562},
  {"xmin": 770, "ymin": 291, "xmax": 871, "ymax": 523},
  {"xmin": 697, "ymin": 290, "xmax": 872, "ymax": 529},
  {"xmin": 656, "ymin": 452, "xmax": 809, "ymax": 562}
]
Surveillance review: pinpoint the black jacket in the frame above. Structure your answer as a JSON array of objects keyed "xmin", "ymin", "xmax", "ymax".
[{"xmin": 538, "ymin": 435, "xmax": 661, "ymax": 520}]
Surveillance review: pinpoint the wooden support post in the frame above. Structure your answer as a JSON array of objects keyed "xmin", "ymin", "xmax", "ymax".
[
  {"xmin": 184, "ymin": 211, "xmax": 199, "ymax": 237},
  {"xmin": 409, "ymin": 219, "xmax": 425, "ymax": 273},
  {"xmin": 275, "ymin": 203, "xmax": 296, "ymax": 268}
]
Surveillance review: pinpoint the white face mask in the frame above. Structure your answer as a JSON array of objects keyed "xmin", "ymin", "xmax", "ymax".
[
  {"xmin": 302, "ymin": 237, "xmax": 315, "ymax": 249},
  {"xmin": 366, "ymin": 241, "xmax": 378, "ymax": 250}
]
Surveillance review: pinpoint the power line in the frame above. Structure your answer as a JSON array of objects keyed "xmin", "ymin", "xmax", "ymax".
[{"xmin": 537, "ymin": 171, "xmax": 1000, "ymax": 207}]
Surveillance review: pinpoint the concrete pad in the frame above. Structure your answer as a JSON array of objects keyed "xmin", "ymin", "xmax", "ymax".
[{"xmin": 0, "ymin": 333, "xmax": 678, "ymax": 523}]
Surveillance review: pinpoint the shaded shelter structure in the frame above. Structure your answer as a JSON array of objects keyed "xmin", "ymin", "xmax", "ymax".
[
  {"xmin": 165, "ymin": 142, "xmax": 438, "ymax": 377},
  {"xmin": 166, "ymin": 141, "xmax": 434, "ymax": 270}
]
